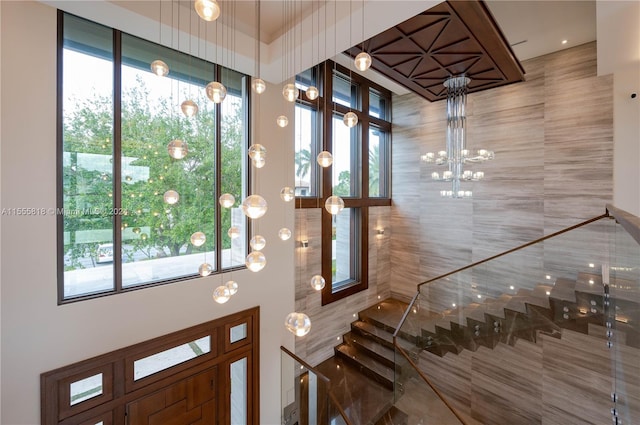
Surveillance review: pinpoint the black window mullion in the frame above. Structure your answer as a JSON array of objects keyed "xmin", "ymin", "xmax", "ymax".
[
  {"xmin": 113, "ymin": 29, "xmax": 123, "ymax": 292},
  {"xmin": 56, "ymin": 10, "xmax": 65, "ymax": 304},
  {"xmin": 215, "ymin": 64, "xmax": 223, "ymax": 272}
]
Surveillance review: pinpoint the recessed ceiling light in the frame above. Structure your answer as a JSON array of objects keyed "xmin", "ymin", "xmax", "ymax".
[{"xmin": 562, "ymin": 39, "xmax": 568, "ymax": 45}]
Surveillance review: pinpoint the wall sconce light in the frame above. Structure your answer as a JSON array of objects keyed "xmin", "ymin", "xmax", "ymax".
[
  {"xmin": 300, "ymin": 239, "xmax": 309, "ymax": 248},
  {"xmin": 376, "ymin": 228, "xmax": 385, "ymax": 236}
]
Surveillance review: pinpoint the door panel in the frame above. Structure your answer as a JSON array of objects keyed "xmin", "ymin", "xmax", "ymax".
[{"xmin": 127, "ymin": 367, "xmax": 216, "ymax": 425}]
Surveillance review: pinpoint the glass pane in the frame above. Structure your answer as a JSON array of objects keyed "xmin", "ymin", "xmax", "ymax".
[
  {"xmin": 333, "ymin": 208, "xmax": 357, "ymax": 286},
  {"xmin": 120, "ymin": 34, "xmax": 217, "ymax": 286},
  {"xmin": 221, "ymin": 69, "xmax": 247, "ymax": 269},
  {"xmin": 369, "ymin": 89, "xmax": 387, "ymax": 119},
  {"xmin": 368, "ymin": 127, "xmax": 387, "ymax": 198},
  {"xmin": 332, "ymin": 115, "xmax": 358, "ymax": 197},
  {"xmin": 281, "ymin": 349, "xmax": 330, "ymax": 425},
  {"xmin": 62, "ymin": 14, "xmax": 115, "ymax": 298},
  {"xmin": 231, "ymin": 357, "xmax": 248, "ymax": 425},
  {"xmin": 332, "ymin": 73, "xmax": 357, "ymax": 108},
  {"xmin": 134, "ymin": 335, "xmax": 210, "ymax": 380},
  {"xmin": 70, "ymin": 373, "xmax": 103, "ymax": 406},
  {"xmin": 295, "ymin": 68, "xmax": 314, "ymax": 92},
  {"xmin": 295, "ymin": 104, "xmax": 317, "ymax": 197},
  {"xmin": 230, "ymin": 323, "xmax": 247, "ymax": 343}
]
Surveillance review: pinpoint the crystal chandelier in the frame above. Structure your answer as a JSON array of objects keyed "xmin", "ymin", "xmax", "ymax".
[{"xmin": 421, "ymin": 76, "xmax": 494, "ymax": 198}]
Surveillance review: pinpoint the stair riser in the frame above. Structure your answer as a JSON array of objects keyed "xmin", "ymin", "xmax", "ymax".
[
  {"xmin": 346, "ymin": 338, "xmax": 397, "ymax": 370},
  {"xmin": 351, "ymin": 322, "xmax": 395, "ymax": 350},
  {"xmin": 334, "ymin": 348, "xmax": 394, "ymax": 390}
]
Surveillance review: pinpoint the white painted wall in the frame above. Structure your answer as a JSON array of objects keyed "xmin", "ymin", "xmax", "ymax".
[
  {"xmin": 0, "ymin": 2, "xmax": 294, "ymax": 424},
  {"xmin": 597, "ymin": 0, "xmax": 640, "ymax": 215}
]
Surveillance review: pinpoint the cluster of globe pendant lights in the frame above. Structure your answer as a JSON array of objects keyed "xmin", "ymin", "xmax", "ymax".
[
  {"xmin": 160, "ymin": 0, "xmax": 373, "ymax": 337},
  {"xmin": 276, "ymin": 8, "xmax": 373, "ymax": 338}
]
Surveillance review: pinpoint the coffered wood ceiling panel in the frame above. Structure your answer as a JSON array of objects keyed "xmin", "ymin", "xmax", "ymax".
[{"xmin": 347, "ymin": 1, "xmax": 526, "ymax": 102}]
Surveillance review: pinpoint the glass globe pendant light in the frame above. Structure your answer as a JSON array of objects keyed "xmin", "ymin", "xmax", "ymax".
[
  {"xmin": 199, "ymin": 263, "xmax": 213, "ymax": 277},
  {"xmin": 167, "ymin": 139, "xmax": 188, "ymax": 159},
  {"xmin": 241, "ymin": 195, "xmax": 268, "ymax": 219},
  {"xmin": 354, "ymin": 52, "xmax": 372, "ymax": 71},
  {"xmin": 195, "ymin": 0, "xmax": 221, "ymax": 22},
  {"xmin": 252, "ymin": 78, "xmax": 266, "ymax": 94},
  {"xmin": 181, "ymin": 100, "xmax": 198, "ymax": 117},
  {"xmin": 206, "ymin": 81, "xmax": 227, "ymax": 103},
  {"xmin": 310, "ymin": 275, "xmax": 325, "ymax": 291},
  {"xmin": 282, "ymin": 83, "xmax": 299, "ymax": 102},
  {"xmin": 343, "ymin": 111, "xmax": 358, "ymax": 128},
  {"xmin": 276, "ymin": 115, "xmax": 289, "ymax": 128},
  {"xmin": 306, "ymin": 86, "xmax": 319, "ymax": 100},
  {"xmin": 325, "ymin": 195, "xmax": 344, "ymax": 215},
  {"xmin": 248, "ymin": 144, "xmax": 267, "ymax": 162},
  {"xmin": 163, "ymin": 190, "xmax": 179, "ymax": 205},
  {"xmin": 228, "ymin": 226, "xmax": 241, "ymax": 239},
  {"xmin": 213, "ymin": 285, "xmax": 231, "ymax": 304},
  {"xmin": 250, "ymin": 235, "xmax": 266, "ymax": 251},
  {"xmin": 219, "ymin": 193, "xmax": 235, "ymax": 208},
  {"xmin": 190, "ymin": 231, "xmax": 206, "ymax": 247},
  {"xmin": 317, "ymin": 151, "xmax": 333, "ymax": 168},
  {"xmin": 278, "ymin": 228, "xmax": 292, "ymax": 241},
  {"xmin": 252, "ymin": 158, "xmax": 266, "ymax": 169},
  {"xmin": 150, "ymin": 60, "xmax": 169, "ymax": 77},
  {"xmin": 280, "ymin": 187, "xmax": 294, "ymax": 202},
  {"xmin": 285, "ymin": 312, "xmax": 311, "ymax": 337},
  {"xmin": 245, "ymin": 251, "xmax": 266, "ymax": 272},
  {"xmin": 225, "ymin": 280, "xmax": 238, "ymax": 295}
]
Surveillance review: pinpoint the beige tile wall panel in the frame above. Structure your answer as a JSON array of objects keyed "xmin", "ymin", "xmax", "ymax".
[{"xmin": 391, "ymin": 41, "xmax": 613, "ymax": 298}]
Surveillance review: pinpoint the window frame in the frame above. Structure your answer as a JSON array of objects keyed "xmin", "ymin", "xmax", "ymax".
[
  {"xmin": 295, "ymin": 60, "xmax": 392, "ymax": 306},
  {"xmin": 56, "ymin": 11, "xmax": 250, "ymax": 304}
]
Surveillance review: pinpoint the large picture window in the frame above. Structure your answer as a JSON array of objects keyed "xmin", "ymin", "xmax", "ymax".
[
  {"xmin": 58, "ymin": 13, "xmax": 248, "ymax": 302},
  {"xmin": 295, "ymin": 61, "xmax": 391, "ymax": 305}
]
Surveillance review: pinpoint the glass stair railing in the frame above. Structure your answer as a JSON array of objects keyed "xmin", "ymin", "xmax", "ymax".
[
  {"xmin": 281, "ymin": 346, "xmax": 354, "ymax": 425},
  {"xmin": 281, "ymin": 205, "xmax": 639, "ymax": 425},
  {"xmin": 393, "ymin": 205, "xmax": 640, "ymax": 425}
]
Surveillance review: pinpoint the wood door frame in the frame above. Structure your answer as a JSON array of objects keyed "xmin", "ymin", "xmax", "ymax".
[{"xmin": 42, "ymin": 307, "xmax": 259, "ymax": 425}]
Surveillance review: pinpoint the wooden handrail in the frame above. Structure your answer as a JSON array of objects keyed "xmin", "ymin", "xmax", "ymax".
[
  {"xmin": 394, "ymin": 340, "xmax": 468, "ymax": 425},
  {"xmin": 607, "ymin": 204, "xmax": 640, "ymax": 245},
  {"xmin": 280, "ymin": 346, "xmax": 330, "ymax": 385}
]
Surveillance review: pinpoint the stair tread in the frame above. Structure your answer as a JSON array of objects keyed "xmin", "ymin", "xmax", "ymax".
[
  {"xmin": 352, "ymin": 320, "xmax": 416, "ymax": 353},
  {"xmin": 531, "ymin": 285, "xmax": 554, "ymax": 304},
  {"xmin": 575, "ymin": 272, "xmax": 604, "ymax": 295},
  {"xmin": 515, "ymin": 288, "xmax": 551, "ymax": 309},
  {"xmin": 464, "ymin": 302, "xmax": 491, "ymax": 322},
  {"xmin": 486, "ymin": 294, "xmax": 512, "ymax": 317},
  {"xmin": 446, "ymin": 308, "xmax": 468, "ymax": 327},
  {"xmin": 336, "ymin": 344, "xmax": 394, "ymax": 383},
  {"xmin": 359, "ymin": 299, "xmax": 410, "ymax": 331},
  {"xmin": 344, "ymin": 331, "xmax": 395, "ymax": 364},
  {"xmin": 374, "ymin": 405, "xmax": 409, "ymax": 425},
  {"xmin": 550, "ymin": 277, "xmax": 577, "ymax": 302},
  {"xmin": 504, "ymin": 293, "xmax": 530, "ymax": 314}
]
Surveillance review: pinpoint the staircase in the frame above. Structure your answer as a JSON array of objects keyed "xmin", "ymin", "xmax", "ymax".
[{"xmin": 324, "ymin": 271, "xmax": 638, "ymax": 424}]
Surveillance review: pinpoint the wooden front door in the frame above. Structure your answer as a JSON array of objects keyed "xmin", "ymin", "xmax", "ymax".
[
  {"xmin": 127, "ymin": 367, "xmax": 217, "ymax": 425},
  {"xmin": 42, "ymin": 307, "xmax": 259, "ymax": 425}
]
